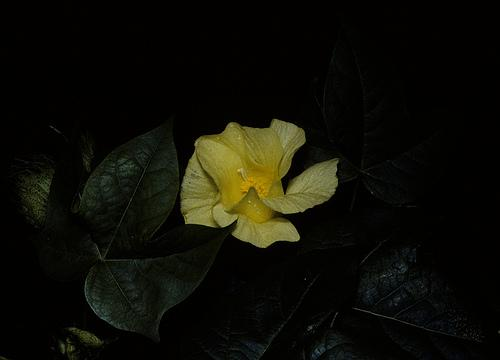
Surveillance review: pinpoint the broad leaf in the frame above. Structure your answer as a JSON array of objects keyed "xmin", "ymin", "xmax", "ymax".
[
  {"xmin": 323, "ymin": 22, "xmax": 447, "ymax": 205},
  {"xmin": 291, "ymin": 311, "xmax": 420, "ymax": 360},
  {"xmin": 38, "ymin": 132, "xmax": 100, "ymax": 281},
  {"xmin": 306, "ymin": 329, "xmax": 382, "ymax": 360},
  {"xmin": 323, "ymin": 30, "xmax": 364, "ymax": 167},
  {"xmin": 79, "ymin": 119, "xmax": 179, "ymax": 258},
  {"xmin": 85, "ymin": 227, "xmax": 229, "ymax": 341},
  {"xmin": 183, "ymin": 254, "xmax": 326, "ymax": 360},
  {"xmin": 362, "ymin": 128, "xmax": 446, "ymax": 205},
  {"xmin": 382, "ymin": 321, "xmax": 489, "ymax": 360},
  {"xmin": 299, "ymin": 216, "xmax": 359, "ymax": 254},
  {"xmin": 261, "ymin": 251, "xmax": 359, "ymax": 360},
  {"xmin": 354, "ymin": 240, "xmax": 485, "ymax": 342}
]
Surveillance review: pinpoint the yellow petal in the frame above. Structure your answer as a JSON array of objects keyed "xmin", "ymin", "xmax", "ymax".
[
  {"xmin": 231, "ymin": 187, "xmax": 274, "ymax": 223},
  {"xmin": 195, "ymin": 136, "xmax": 244, "ymax": 208},
  {"xmin": 262, "ymin": 159, "xmax": 339, "ymax": 214},
  {"xmin": 218, "ymin": 122, "xmax": 283, "ymax": 177},
  {"xmin": 270, "ymin": 119, "xmax": 306, "ymax": 178},
  {"xmin": 267, "ymin": 180, "xmax": 285, "ymax": 198},
  {"xmin": 212, "ymin": 202, "xmax": 238, "ymax": 227},
  {"xmin": 213, "ymin": 122, "xmax": 247, "ymax": 158},
  {"xmin": 180, "ymin": 153, "xmax": 219, "ymax": 227},
  {"xmin": 232, "ymin": 215, "xmax": 300, "ymax": 248}
]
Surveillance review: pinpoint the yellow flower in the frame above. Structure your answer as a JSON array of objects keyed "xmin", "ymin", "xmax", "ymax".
[{"xmin": 180, "ymin": 119, "xmax": 339, "ymax": 248}]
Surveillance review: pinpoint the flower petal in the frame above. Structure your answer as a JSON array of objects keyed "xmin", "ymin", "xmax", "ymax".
[
  {"xmin": 218, "ymin": 122, "xmax": 283, "ymax": 177},
  {"xmin": 232, "ymin": 215, "xmax": 300, "ymax": 248},
  {"xmin": 180, "ymin": 153, "xmax": 219, "ymax": 227},
  {"xmin": 231, "ymin": 187, "xmax": 274, "ymax": 223},
  {"xmin": 262, "ymin": 159, "xmax": 339, "ymax": 214},
  {"xmin": 212, "ymin": 202, "xmax": 238, "ymax": 227},
  {"xmin": 195, "ymin": 136, "xmax": 244, "ymax": 208},
  {"xmin": 270, "ymin": 119, "xmax": 306, "ymax": 178}
]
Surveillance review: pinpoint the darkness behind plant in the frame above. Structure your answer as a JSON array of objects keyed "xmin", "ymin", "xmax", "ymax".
[{"xmin": 1, "ymin": 5, "xmax": 499, "ymax": 359}]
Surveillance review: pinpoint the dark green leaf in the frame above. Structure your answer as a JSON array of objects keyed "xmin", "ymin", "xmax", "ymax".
[
  {"xmin": 323, "ymin": 23, "xmax": 447, "ymax": 205},
  {"xmin": 262, "ymin": 251, "xmax": 359, "ymax": 360},
  {"xmin": 290, "ymin": 311, "xmax": 440, "ymax": 360},
  {"xmin": 184, "ymin": 254, "xmax": 325, "ymax": 360},
  {"xmin": 299, "ymin": 216, "xmax": 359, "ymax": 254},
  {"xmin": 306, "ymin": 328, "xmax": 381, "ymax": 360},
  {"xmin": 84, "ymin": 228, "xmax": 228, "ymax": 341},
  {"xmin": 426, "ymin": 332, "xmax": 491, "ymax": 360},
  {"xmin": 144, "ymin": 224, "xmax": 233, "ymax": 258},
  {"xmin": 354, "ymin": 240, "xmax": 486, "ymax": 343},
  {"xmin": 37, "ymin": 133, "xmax": 100, "ymax": 281},
  {"xmin": 79, "ymin": 119, "xmax": 179, "ymax": 259},
  {"xmin": 382, "ymin": 321, "xmax": 489, "ymax": 360},
  {"xmin": 323, "ymin": 30, "xmax": 364, "ymax": 166},
  {"xmin": 362, "ymin": 130, "xmax": 447, "ymax": 205},
  {"xmin": 383, "ymin": 321, "xmax": 443, "ymax": 359},
  {"xmin": 336, "ymin": 19, "xmax": 415, "ymax": 169}
]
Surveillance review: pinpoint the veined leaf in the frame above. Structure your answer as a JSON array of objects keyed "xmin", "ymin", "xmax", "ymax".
[
  {"xmin": 79, "ymin": 119, "xmax": 179, "ymax": 259},
  {"xmin": 354, "ymin": 240, "xmax": 485, "ymax": 343},
  {"xmin": 85, "ymin": 228, "xmax": 229, "ymax": 341},
  {"xmin": 81, "ymin": 120, "xmax": 232, "ymax": 340}
]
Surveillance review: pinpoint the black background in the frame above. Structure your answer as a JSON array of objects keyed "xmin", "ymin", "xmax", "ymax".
[{"xmin": 1, "ymin": 4, "xmax": 499, "ymax": 359}]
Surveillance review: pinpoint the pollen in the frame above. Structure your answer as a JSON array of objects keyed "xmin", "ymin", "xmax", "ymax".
[{"xmin": 238, "ymin": 168, "xmax": 271, "ymax": 198}]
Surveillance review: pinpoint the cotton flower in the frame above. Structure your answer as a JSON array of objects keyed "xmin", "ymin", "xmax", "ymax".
[{"xmin": 180, "ymin": 119, "xmax": 339, "ymax": 248}]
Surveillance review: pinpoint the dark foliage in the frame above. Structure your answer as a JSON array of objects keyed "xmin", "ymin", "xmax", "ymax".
[{"xmin": 2, "ymin": 5, "xmax": 499, "ymax": 360}]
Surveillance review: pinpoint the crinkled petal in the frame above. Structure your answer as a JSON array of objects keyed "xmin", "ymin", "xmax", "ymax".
[
  {"xmin": 270, "ymin": 119, "xmax": 306, "ymax": 178},
  {"xmin": 180, "ymin": 153, "xmax": 219, "ymax": 227},
  {"xmin": 212, "ymin": 202, "xmax": 238, "ymax": 227},
  {"xmin": 262, "ymin": 159, "xmax": 339, "ymax": 214},
  {"xmin": 195, "ymin": 136, "xmax": 244, "ymax": 208},
  {"xmin": 232, "ymin": 215, "xmax": 300, "ymax": 248},
  {"xmin": 218, "ymin": 122, "xmax": 283, "ymax": 177}
]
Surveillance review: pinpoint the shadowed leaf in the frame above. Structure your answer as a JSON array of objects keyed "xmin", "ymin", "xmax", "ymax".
[
  {"xmin": 299, "ymin": 216, "xmax": 359, "ymax": 254},
  {"xmin": 382, "ymin": 321, "xmax": 489, "ymax": 360},
  {"xmin": 323, "ymin": 21, "xmax": 447, "ymax": 205},
  {"xmin": 184, "ymin": 254, "xmax": 327, "ymax": 360},
  {"xmin": 37, "ymin": 132, "xmax": 100, "ymax": 281},
  {"xmin": 354, "ymin": 240, "xmax": 486, "ymax": 343},
  {"xmin": 85, "ymin": 228, "xmax": 229, "ymax": 341},
  {"xmin": 306, "ymin": 329, "xmax": 382, "ymax": 360},
  {"xmin": 144, "ymin": 224, "xmax": 234, "ymax": 257}
]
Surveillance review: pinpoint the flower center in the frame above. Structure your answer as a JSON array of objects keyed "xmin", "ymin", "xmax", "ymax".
[{"xmin": 237, "ymin": 168, "xmax": 271, "ymax": 198}]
